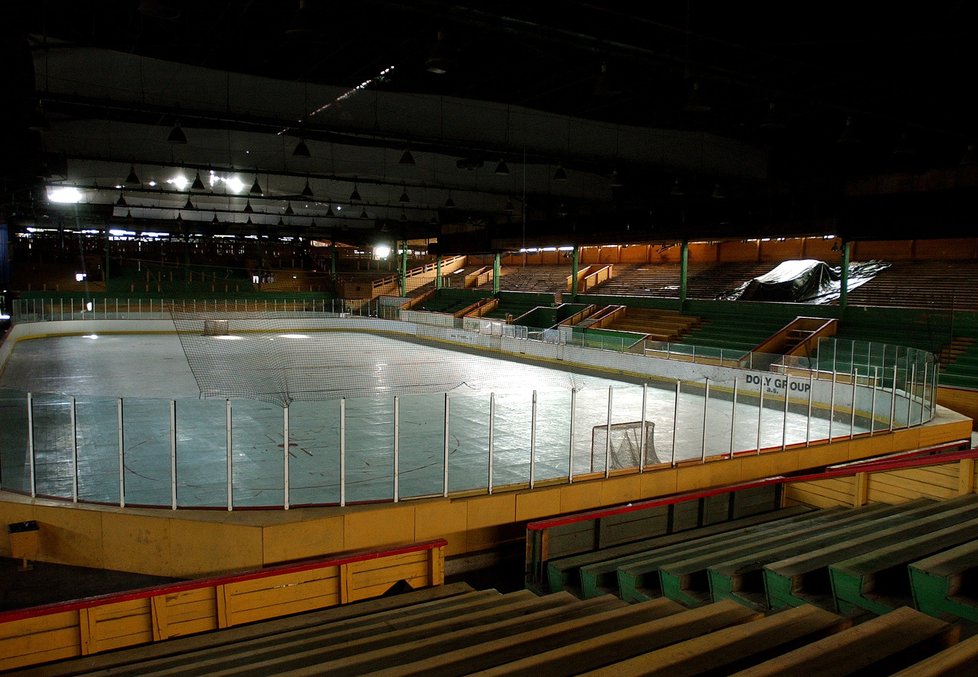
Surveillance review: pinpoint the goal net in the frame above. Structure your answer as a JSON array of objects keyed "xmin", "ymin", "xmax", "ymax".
[{"xmin": 591, "ymin": 421, "xmax": 658, "ymax": 472}]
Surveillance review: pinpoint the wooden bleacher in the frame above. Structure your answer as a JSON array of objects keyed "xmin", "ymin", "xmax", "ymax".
[
  {"xmin": 493, "ymin": 265, "xmax": 572, "ymax": 293},
  {"xmin": 909, "ymin": 539, "xmax": 978, "ymax": 623},
  {"xmin": 600, "ymin": 306, "xmax": 702, "ymax": 342},
  {"xmin": 845, "ymin": 260, "xmax": 978, "ymax": 311}
]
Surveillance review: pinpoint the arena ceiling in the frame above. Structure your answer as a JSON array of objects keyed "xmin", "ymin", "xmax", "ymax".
[{"xmin": 2, "ymin": 1, "xmax": 977, "ymax": 253}]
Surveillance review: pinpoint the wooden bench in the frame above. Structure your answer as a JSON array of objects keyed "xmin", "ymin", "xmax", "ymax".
[
  {"xmin": 890, "ymin": 633, "xmax": 978, "ymax": 676},
  {"xmin": 705, "ymin": 500, "xmax": 939, "ymax": 609},
  {"xmin": 909, "ymin": 539, "xmax": 978, "ymax": 622},
  {"xmin": 580, "ymin": 604, "xmax": 848, "ymax": 676},
  {"xmin": 574, "ymin": 506, "xmax": 816, "ymax": 599},
  {"xmin": 764, "ymin": 495, "xmax": 978, "ymax": 611},
  {"xmin": 546, "ymin": 505, "xmax": 808, "ymax": 596},
  {"xmin": 829, "ymin": 519, "xmax": 978, "ymax": 616},
  {"xmin": 729, "ymin": 606, "xmax": 957, "ymax": 676},
  {"xmin": 655, "ymin": 502, "xmax": 914, "ymax": 607},
  {"xmin": 457, "ymin": 600, "xmax": 757, "ymax": 677}
]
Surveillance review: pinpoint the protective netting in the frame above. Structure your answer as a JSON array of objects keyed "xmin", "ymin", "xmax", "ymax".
[
  {"xmin": 171, "ymin": 312, "xmax": 488, "ymax": 406},
  {"xmin": 591, "ymin": 420, "xmax": 658, "ymax": 470}
]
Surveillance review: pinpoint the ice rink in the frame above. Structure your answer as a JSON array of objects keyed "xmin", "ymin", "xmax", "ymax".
[{"xmin": 0, "ymin": 330, "xmax": 871, "ymax": 507}]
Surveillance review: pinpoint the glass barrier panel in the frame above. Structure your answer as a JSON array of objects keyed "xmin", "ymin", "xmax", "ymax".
[
  {"xmin": 343, "ymin": 395, "xmax": 394, "ymax": 503},
  {"xmin": 0, "ymin": 390, "xmax": 30, "ymax": 494},
  {"xmin": 532, "ymin": 389, "xmax": 572, "ymax": 482},
  {"xmin": 490, "ymin": 389, "xmax": 533, "ymax": 488},
  {"xmin": 122, "ymin": 398, "xmax": 172, "ymax": 506},
  {"xmin": 397, "ymin": 393, "xmax": 446, "ymax": 499},
  {"xmin": 230, "ymin": 398, "xmax": 285, "ymax": 508},
  {"xmin": 175, "ymin": 398, "xmax": 229, "ymax": 508},
  {"xmin": 286, "ymin": 399, "xmax": 342, "ymax": 506},
  {"xmin": 447, "ymin": 392, "xmax": 490, "ymax": 493},
  {"xmin": 31, "ymin": 393, "xmax": 74, "ymax": 499},
  {"xmin": 75, "ymin": 394, "xmax": 122, "ymax": 504}
]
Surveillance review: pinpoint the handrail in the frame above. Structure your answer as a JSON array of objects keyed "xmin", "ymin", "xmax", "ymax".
[{"xmin": 526, "ymin": 441, "xmax": 973, "ymax": 531}]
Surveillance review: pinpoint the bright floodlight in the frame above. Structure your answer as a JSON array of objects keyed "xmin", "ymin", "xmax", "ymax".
[
  {"xmin": 225, "ymin": 176, "xmax": 245, "ymax": 193},
  {"xmin": 374, "ymin": 244, "xmax": 391, "ymax": 259},
  {"xmin": 47, "ymin": 187, "xmax": 83, "ymax": 204},
  {"xmin": 168, "ymin": 174, "xmax": 189, "ymax": 190},
  {"xmin": 75, "ymin": 273, "xmax": 87, "ymax": 282}
]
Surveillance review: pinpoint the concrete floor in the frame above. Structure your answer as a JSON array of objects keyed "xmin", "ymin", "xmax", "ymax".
[{"xmin": 1, "ymin": 332, "xmax": 878, "ymax": 508}]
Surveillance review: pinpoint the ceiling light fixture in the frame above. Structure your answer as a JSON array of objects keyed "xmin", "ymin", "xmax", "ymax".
[
  {"xmin": 211, "ymin": 213, "xmax": 219, "ymax": 224},
  {"xmin": 191, "ymin": 170, "xmax": 206, "ymax": 191},
  {"xmin": 553, "ymin": 164, "xmax": 568, "ymax": 183},
  {"xmin": 399, "ymin": 149, "xmax": 415, "ymax": 165},
  {"xmin": 399, "ymin": 186, "xmax": 410, "ymax": 203},
  {"xmin": 125, "ymin": 165, "xmax": 140, "ymax": 186},
  {"xmin": 116, "ymin": 192, "xmax": 127, "ymax": 207},
  {"xmin": 293, "ymin": 138, "xmax": 311, "ymax": 157},
  {"xmin": 326, "ymin": 204, "xmax": 335, "ymax": 217},
  {"xmin": 184, "ymin": 197, "xmax": 195, "ymax": 210},
  {"xmin": 250, "ymin": 175, "xmax": 263, "ymax": 195},
  {"xmin": 445, "ymin": 193, "xmax": 455, "ymax": 208},
  {"xmin": 350, "ymin": 182, "xmax": 361, "ymax": 202},
  {"xmin": 494, "ymin": 159, "xmax": 510, "ymax": 175},
  {"xmin": 285, "ymin": 202, "xmax": 294, "ymax": 216},
  {"xmin": 167, "ymin": 120, "xmax": 188, "ymax": 144},
  {"xmin": 360, "ymin": 207, "xmax": 369, "ymax": 218},
  {"xmin": 301, "ymin": 178, "xmax": 314, "ymax": 198},
  {"xmin": 244, "ymin": 199, "xmax": 254, "ymax": 214}
]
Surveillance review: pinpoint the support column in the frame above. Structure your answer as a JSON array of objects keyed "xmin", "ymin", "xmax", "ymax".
[
  {"xmin": 435, "ymin": 255, "xmax": 443, "ymax": 289},
  {"xmin": 493, "ymin": 252, "xmax": 501, "ymax": 295},
  {"xmin": 0, "ymin": 221, "xmax": 9, "ymax": 314},
  {"xmin": 679, "ymin": 239, "xmax": 689, "ymax": 311},
  {"xmin": 839, "ymin": 240, "xmax": 850, "ymax": 313},
  {"xmin": 330, "ymin": 243, "xmax": 337, "ymax": 277},
  {"xmin": 399, "ymin": 240, "xmax": 408, "ymax": 297},
  {"xmin": 571, "ymin": 244, "xmax": 580, "ymax": 302}
]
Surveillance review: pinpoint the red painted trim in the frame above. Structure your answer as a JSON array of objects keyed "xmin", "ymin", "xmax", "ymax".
[
  {"xmin": 527, "ymin": 442, "xmax": 975, "ymax": 531},
  {"xmin": 0, "ymin": 539, "xmax": 446, "ymax": 624}
]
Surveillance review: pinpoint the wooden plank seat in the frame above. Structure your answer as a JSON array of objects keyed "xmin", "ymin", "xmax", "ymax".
[
  {"xmin": 447, "ymin": 600, "xmax": 757, "ymax": 677},
  {"xmin": 763, "ymin": 495, "xmax": 978, "ymax": 611},
  {"xmin": 580, "ymin": 604, "xmax": 848, "ymax": 677},
  {"xmin": 829, "ymin": 518, "xmax": 978, "ymax": 616},
  {"xmin": 729, "ymin": 606, "xmax": 957, "ymax": 677},
  {"xmin": 576, "ymin": 507, "xmax": 820, "ymax": 599},
  {"xmin": 909, "ymin": 539, "xmax": 978, "ymax": 622},
  {"xmin": 20, "ymin": 582, "xmax": 480, "ymax": 676},
  {"xmin": 705, "ymin": 499, "xmax": 946, "ymax": 610},
  {"xmin": 655, "ymin": 501, "xmax": 928, "ymax": 608},
  {"xmin": 82, "ymin": 589, "xmax": 591, "ymax": 677},
  {"xmin": 293, "ymin": 595, "xmax": 677, "ymax": 676},
  {"xmin": 890, "ymin": 633, "xmax": 978, "ymax": 677},
  {"xmin": 546, "ymin": 505, "xmax": 814, "ymax": 596}
]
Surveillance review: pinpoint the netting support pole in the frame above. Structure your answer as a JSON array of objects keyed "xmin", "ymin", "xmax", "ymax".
[
  {"xmin": 443, "ymin": 394, "xmax": 450, "ymax": 497},
  {"xmin": 639, "ymin": 384, "xmax": 648, "ymax": 471},
  {"xmin": 70, "ymin": 396, "xmax": 78, "ymax": 503},
  {"xmin": 604, "ymin": 386, "xmax": 613, "ymax": 478},
  {"xmin": 806, "ymin": 372, "xmax": 814, "ymax": 446},
  {"xmin": 27, "ymin": 392, "xmax": 36, "ymax": 498},
  {"xmin": 782, "ymin": 378, "xmax": 789, "ymax": 451},
  {"xmin": 870, "ymin": 367, "xmax": 879, "ymax": 436},
  {"xmin": 829, "ymin": 370, "xmax": 840, "ymax": 440},
  {"xmin": 283, "ymin": 405, "xmax": 290, "ymax": 510},
  {"xmin": 169, "ymin": 400, "xmax": 177, "ymax": 510},
  {"xmin": 851, "ymin": 370, "xmax": 859, "ymax": 438},
  {"xmin": 907, "ymin": 363, "xmax": 916, "ymax": 427},
  {"xmin": 700, "ymin": 378, "xmax": 709, "ymax": 462},
  {"xmin": 671, "ymin": 380, "xmax": 680, "ymax": 466},
  {"xmin": 729, "ymin": 379, "xmax": 738, "ymax": 458},
  {"xmin": 889, "ymin": 364, "xmax": 898, "ymax": 431},
  {"xmin": 921, "ymin": 361, "xmax": 929, "ymax": 425},
  {"xmin": 530, "ymin": 390, "xmax": 538, "ymax": 488},
  {"xmin": 756, "ymin": 386, "xmax": 764, "ymax": 455},
  {"xmin": 568, "ymin": 388, "xmax": 577, "ymax": 483},
  {"xmin": 393, "ymin": 396, "xmax": 400, "ymax": 502},
  {"xmin": 488, "ymin": 393, "xmax": 495, "ymax": 494},
  {"xmin": 340, "ymin": 398, "xmax": 346, "ymax": 507},
  {"xmin": 226, "ymin": 400, "xmax": 233, "ymax": 511},
  {"xmin": 118, "ymin": 398, "xmax": 125, "ymax": 508}
]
